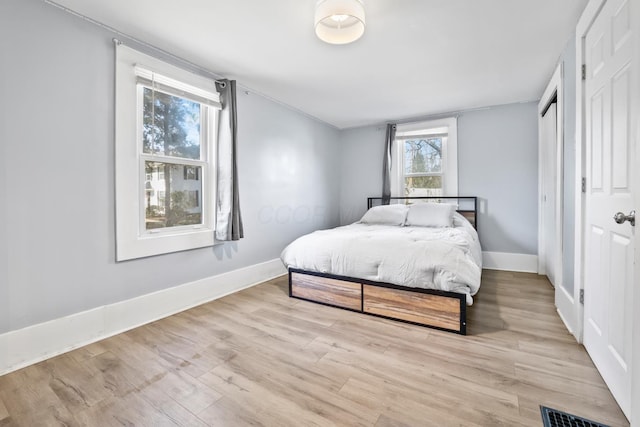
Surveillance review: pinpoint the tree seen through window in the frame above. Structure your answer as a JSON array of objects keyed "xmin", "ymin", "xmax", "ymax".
[
  {"xmin": 142, "ymin": 88, "xmax": 203, "ymax": 229},
  {"xmin": 404, "ymin": 137, "xmax": 443, "ymax": 196}
]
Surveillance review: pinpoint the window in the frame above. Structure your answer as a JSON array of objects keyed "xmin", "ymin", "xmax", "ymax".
[
  {"xmin": 115, "ymin": 44, "xmax": 220, "ymax": 261},
  {"xmin": 392, "ymin": 118, "xmax": 458, "ymax": 197}
]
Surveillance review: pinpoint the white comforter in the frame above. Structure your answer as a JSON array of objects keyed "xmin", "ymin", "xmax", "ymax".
[{"xmin": 281, "ymin": 222, "xmax": 482, "ymax": 305}]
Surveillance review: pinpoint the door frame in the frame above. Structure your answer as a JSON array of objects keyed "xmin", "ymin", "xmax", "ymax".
[
  {"xmin": 574, "ymin": 0, "xmax": 605, "ymax": 346},
  {"xmin": 576, "ymin": 0, "xmax": 639, "ymax": 424},
  {"xmin": 538, "ymin": 64, "xmax": 570, "ymax": 329}
]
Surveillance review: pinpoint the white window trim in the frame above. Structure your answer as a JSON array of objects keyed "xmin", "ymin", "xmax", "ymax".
[
  {"xmin": 390, "ymin": 117, "xmax": 458, "ymax": 197},
  {"xmin": 115, "ymin": 44, "xmax": 220, "ymax": 261}
]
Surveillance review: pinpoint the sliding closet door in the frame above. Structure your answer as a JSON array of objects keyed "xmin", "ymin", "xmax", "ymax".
[{"xmin": 541, "ymin": 103, "xmax": 558, "ymax": 287}]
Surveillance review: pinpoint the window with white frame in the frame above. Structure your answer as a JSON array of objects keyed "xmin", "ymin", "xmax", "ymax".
[
  {"xmin": 115, "ymin": 44, "xmax": 220, "ymax": 261},
  {"xmin": 392, "ymin": 117, "xmax": 458, "ymax": 197}
]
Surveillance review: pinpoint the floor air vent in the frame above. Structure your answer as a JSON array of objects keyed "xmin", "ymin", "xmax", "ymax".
[{"xmin": 540, "ymin": 406, "xmax": 610, "ymax": 427}]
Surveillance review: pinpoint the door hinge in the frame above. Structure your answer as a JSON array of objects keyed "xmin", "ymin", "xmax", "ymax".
[
  {"xmin": 580, "ymin": 289, "xmax": 584, "ymax": 304},
  {"xmin": 581, "ymin": 177, "xmax": 586, "ymax": 193},
  {"xmin": 582, "ymin": 64, "xmax": 586, "ymax": 81}
]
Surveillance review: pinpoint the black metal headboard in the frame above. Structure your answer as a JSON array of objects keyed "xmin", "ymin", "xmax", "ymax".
[{"xmin": 367, "ymin": 196, "xmax": 478, "ymax": 230}]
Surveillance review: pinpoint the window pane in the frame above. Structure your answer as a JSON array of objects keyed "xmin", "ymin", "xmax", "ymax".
[
  {"xmin": 404, "ymin": 175, "xmax": 442, "ymax": 197},
  {"xmin": 145, "ymin": 161, "xmax": 202, "ymax": 230},
  {"xmin": 142, "ymin": 87, "xmax": 201, "ymax": 159},
  {"xmin": 404, "ymin": 138, "xmax": 442, "ymax": 174}
]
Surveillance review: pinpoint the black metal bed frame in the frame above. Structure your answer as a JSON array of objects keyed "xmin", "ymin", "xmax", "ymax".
[{"xmin": 287, "ymin": 196, "xmax": 479, "ymax": 335}]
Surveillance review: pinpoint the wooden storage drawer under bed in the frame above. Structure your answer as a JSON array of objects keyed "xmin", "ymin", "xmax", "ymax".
[
  {"xmin": 290, "ymin": 272, "xmax": 361, "ymax": 311},
  {"xmin": 362, "ymin": 285, "xmax": 462, "ymax": 332},
  {"xmin": 289, "ymin": 269, "xmax": 466, "ymax": 334}
]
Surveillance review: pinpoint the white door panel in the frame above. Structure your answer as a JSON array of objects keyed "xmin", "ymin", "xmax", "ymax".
[
  {"xmin": 584, "ymin": 0, "xmax": 635, "ymax": 418},
  {"xmin": 608, "ymin": 231, "xmax": 632, "ymax": 365},
  {"xmin": 586, "ymin": 225, "xmax": 605, "ymax": 334}
]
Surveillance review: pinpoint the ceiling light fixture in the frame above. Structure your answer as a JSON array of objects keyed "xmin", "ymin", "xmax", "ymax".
[{"xmin": 315, "ymin": 0, "xmax": 366, "ymax": 45}]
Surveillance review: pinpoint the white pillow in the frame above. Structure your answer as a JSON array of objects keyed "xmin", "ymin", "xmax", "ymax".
[
  {"xmin": 453, "ymin": 211, "xmax": 473, "ymax": 228},
  {"xmin": 360, "ymin": 204, "xmax": 408, "ymax": 226},
  {"xmin": 405, "ymin": 203, "xmax": 455, "ymax": 227}
]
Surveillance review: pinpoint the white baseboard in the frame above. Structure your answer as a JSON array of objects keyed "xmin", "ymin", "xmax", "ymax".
[
  {"xmin": 0, "ymin": 258, "xmax": 287, "ymax": 376},
  {"xmin": 482, "ymin": 251, "xmax": 538, "ymax": 273}
]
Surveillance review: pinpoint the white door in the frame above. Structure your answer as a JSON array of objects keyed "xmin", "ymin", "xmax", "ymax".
[
  {"xmin": 584, "ymin": 0, "xmax": 635, "ymax": 418},
  {"xmin": 542, "ymin": 103, "xmax": 559, "ymax": 286}
]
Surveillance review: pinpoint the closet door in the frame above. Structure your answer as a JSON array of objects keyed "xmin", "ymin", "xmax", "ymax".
[{"xmin": 541, "ymin": 102, "xmax": 558, "ymax": 287}]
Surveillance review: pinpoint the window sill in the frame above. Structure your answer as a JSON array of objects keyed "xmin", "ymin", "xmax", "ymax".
[{"xmin": 116, "ymin": 227, "xmax": 215, "ymax": 261}]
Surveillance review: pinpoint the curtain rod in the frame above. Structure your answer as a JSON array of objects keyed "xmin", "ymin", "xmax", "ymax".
[
  {"xmin": 113, "ymin": 38, "xmax": 228, "ymax": 88},
  {"xmin": 44, "ymin": 0, "xmax": 342, "ymax": 130},
  {"xmin": 44, "ymin": 0, "xmax": 226, "ymax": 81}
]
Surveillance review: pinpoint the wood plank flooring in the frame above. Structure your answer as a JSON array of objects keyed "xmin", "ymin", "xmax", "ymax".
[{"xmin": 0, "ymin": 270, "xmax": 629, "ymax": 426}]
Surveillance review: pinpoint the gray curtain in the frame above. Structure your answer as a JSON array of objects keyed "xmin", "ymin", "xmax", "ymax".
[
  {"xmin": 382, "ymin": 123, "xmax": 396, "ymax": 205},
  {"xmin": 215, "ymin": 79, "xmax": 244, "ymax": 241}
]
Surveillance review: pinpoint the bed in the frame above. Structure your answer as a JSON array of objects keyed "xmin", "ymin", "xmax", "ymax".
[{"xmin": 280, "ymin": 197, "xmax": 482, "ymax": 335}]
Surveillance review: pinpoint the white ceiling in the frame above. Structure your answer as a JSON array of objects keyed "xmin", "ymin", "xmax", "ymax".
[{"xmin": 49, "ymin": 0, "xmax": 588, "ymax": 129}]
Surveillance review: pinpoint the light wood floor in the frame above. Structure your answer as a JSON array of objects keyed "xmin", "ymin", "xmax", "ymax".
[{"xmin": 0, "ymin": 270, "xmax": 629, "ymax": 426}]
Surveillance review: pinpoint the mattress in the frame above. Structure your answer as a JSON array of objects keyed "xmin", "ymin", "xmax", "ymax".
[{"xmin": 281, "ymin": 214, "xmax": 482, "ymax": 305}]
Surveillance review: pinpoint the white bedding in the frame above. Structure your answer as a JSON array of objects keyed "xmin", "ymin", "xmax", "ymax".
[{"xmin": 280, "ymin": 216, "xmax": 482, "ymax": 305}]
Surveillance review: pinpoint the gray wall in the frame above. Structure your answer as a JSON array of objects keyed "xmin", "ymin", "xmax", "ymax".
[
  {"xmin": 561, "ymin": 34, "xmax": 577, "ymax": 295},
  {"xmin": 339, "ymin": 126, "xmax": 386, "ymax": 224},
  {"xmin": 458, "ymin": 103, "xmax": 539, "ymax": 254},
  {"xmin": 0, "ymin": 25, "xmax": 7, "ymax": 337},
  {"xmin": 340, "ymin": 102, "xmax": 539, "ymax": 255},
  {"xmin": 0, "ymin": 0, "xmax": 341, "ymax": 334}
]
